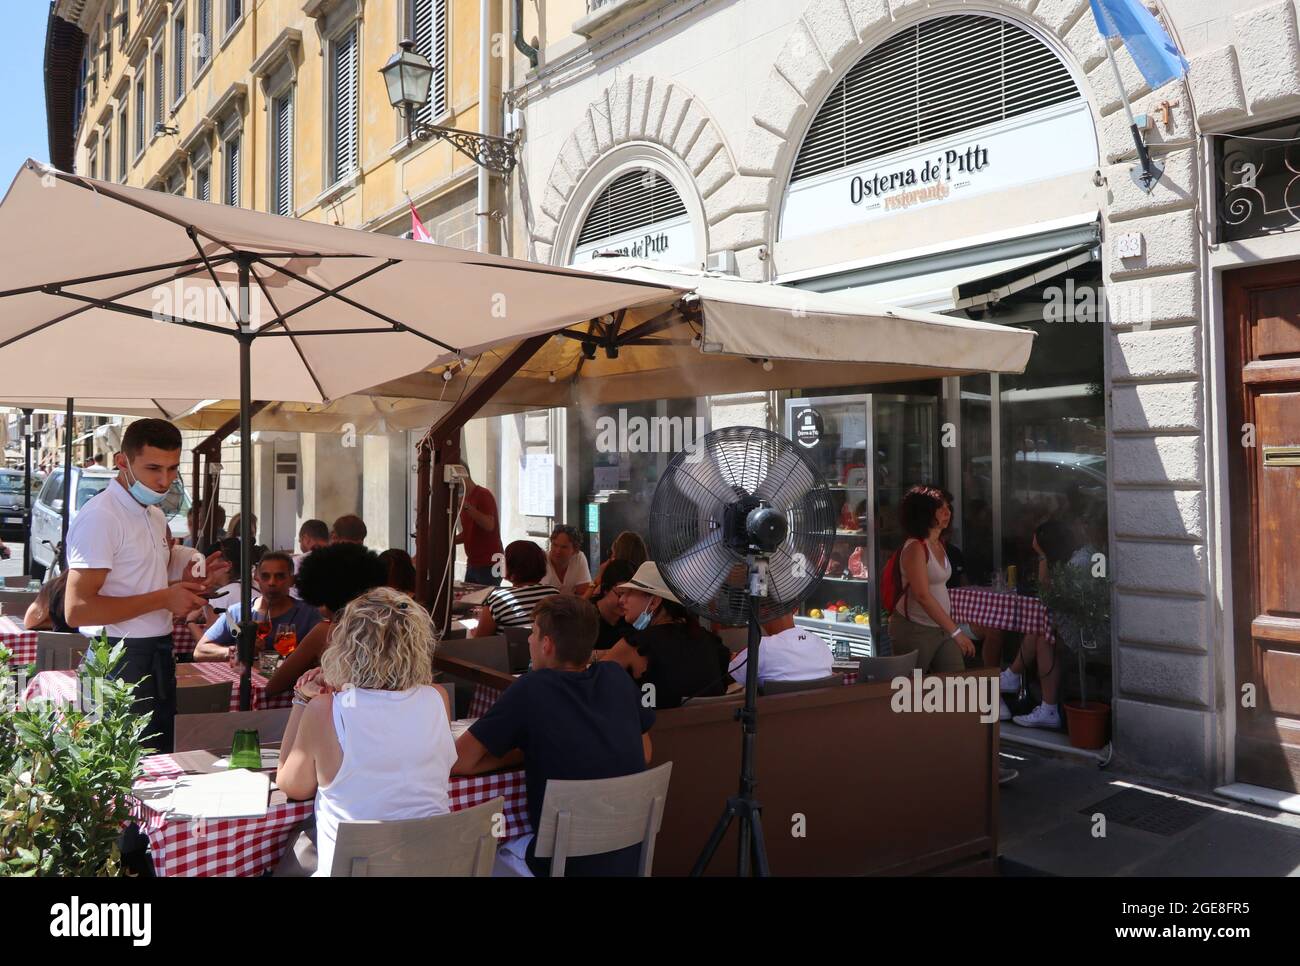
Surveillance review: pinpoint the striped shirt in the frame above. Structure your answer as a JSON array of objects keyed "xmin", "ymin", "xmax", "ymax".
[{"xmin": 485, "ymin": 583, "xmax": 559, "ymax": 628}]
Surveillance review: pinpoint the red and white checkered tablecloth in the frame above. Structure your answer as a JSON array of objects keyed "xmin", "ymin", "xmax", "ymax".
[
  {"xmin": 133, "ymin": 755, "xmax": 529, "ymax": 877},
  {"xmin": 0, "ymin": 616, "xmax": 37, "ymax": 668},
  {"xmin": 171, "ymin": 620, "xmax": 197, "ymax": 658},
  {"xmin": 468, "ymin": 683, "xmax": 505, "ymax": 718},
  {"xmin": 950, "ymin": 587, "xmax": 1055, "ymax": 644},
  {"xmin": 2, "ymin": 619, "xmax": 199, "ymax": 670},
  {"xmin": 24, "ymin": 664, "xmax": 292, "ymax": 712}
]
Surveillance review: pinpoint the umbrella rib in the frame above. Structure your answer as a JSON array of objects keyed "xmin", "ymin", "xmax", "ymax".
[
  {"xmin": 250, "ymin": 254, "xmax": 459, "ymax": 353},
  {"xmin": 249, "ymin": 271, "xmax": 329, "ymax": 404},
  {"xmin": 252, "ymin": 258, "xmax": 400, "ymax": 334},
  {"xmin": 0, "ymin": 255, "xmax": 222, "ymax": 301},
  {"xmin": 41, "ymin": 288, "xmax": 234, "ymax": 337},
  {"xmin": 188, "ymin": 228, "xmax": 241, "ymax": 328},
  {"xmin": 0, "ymin": 258, "xmax": 229, "ymax": 351}
]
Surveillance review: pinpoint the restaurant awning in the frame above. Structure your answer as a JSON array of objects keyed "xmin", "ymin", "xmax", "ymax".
[{"xmin": 368, "ymin": 257, "xmax": 1037, "ymax": 410}]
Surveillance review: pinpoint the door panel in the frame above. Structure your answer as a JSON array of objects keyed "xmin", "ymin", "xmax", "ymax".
[{"xmin": 1225, "ymin": 264, "xmax": 1300, "ymax": 791}]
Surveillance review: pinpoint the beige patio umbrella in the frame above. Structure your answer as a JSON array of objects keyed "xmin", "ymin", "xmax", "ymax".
[
  {"xmin": 0, "ymin": 399, "xmax": 205, "ymax": 420},
  {"xmin": 368, "ymin": 257, "xmax": 1037, "ymax": 408},
  {"xmin": 172, "ymin": 394, "xmax": 518, "ymax": 435},
  {"xmin": 0, "ymin": 161, "xmax": 683, "ymax": 708}
]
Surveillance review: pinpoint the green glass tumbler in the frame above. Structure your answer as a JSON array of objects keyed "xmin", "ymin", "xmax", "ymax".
[{"xmin": 229, "ymin": 729, "xmax": 263, "ymax": 770}]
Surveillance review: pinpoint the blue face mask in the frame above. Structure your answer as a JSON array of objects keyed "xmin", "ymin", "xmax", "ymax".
[
  {"xmin": 632, "ymin": 603, "xmax": 654, "ymax": 631},
  {"xmin": 122, "ymin": 462, "xmax": 168, "ymax": 507}
]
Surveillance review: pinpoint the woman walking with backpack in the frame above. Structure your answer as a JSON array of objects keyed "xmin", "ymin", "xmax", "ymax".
[{"xmin": 886, "ymin": 485, "xmax": 975, "ymax": 673}]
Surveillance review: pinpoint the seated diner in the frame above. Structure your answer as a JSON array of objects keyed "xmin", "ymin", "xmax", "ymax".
[
  {"xmin": 275, "ymin": 587, "xmax": 456, "ymax": 877},
  {"xmin": 454, "ymin": 594, "xmax": 654, "ymax": 876}
]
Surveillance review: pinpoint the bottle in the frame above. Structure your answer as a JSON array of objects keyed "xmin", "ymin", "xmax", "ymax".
[{"xmin": 1007, "ymin": 565, "xmax": 1017, "ymax": 592}]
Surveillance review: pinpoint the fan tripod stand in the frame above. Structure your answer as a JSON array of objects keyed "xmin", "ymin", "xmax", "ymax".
[{"xmin": 691, "ymin": 556, "xmax": 771, "ymax": 877}]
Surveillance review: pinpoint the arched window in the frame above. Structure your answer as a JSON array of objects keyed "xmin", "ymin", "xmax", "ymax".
[
  {"xmin": 781, "ymin": 15, "xmax": 1094, "ymax": 241},
  {"xmin": 572, "ymin": 168, "xmax": 695, "ymax": 265},
  {"xmin": 792, "ymin": 15, "xmax": 1081, "ymax": 183}
]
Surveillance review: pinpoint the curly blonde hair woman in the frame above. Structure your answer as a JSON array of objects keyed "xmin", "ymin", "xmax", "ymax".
[{"xmin": 276, "ymin": 588, "xmax": 456, "ymax": 876}]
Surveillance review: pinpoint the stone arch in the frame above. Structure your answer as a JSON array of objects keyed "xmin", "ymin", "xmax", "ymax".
[
  {"xmin": 738, "ymin": 0, "xmax": 1203, "ymax": 281},
  {"xmin": 528, "ymin": 74, "xmax": 745, "ymax": 266}
]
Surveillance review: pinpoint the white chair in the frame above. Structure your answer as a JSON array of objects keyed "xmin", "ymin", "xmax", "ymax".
[
  {"xmin": 533, "ymin": 762, "xmax": 673, "ymax": 877},
  {"xmin": 174, "ymin": 708, "xmax": 292, "ymax": 753},
  {"xmin": 329, "ymin": 797, "xmax": 504, "ymax": 876}
]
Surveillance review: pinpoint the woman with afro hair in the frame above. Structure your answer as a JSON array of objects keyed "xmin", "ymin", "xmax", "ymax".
[{"xmin": 264, "ymin": 542, "xmax": 388, "ymax": 696}]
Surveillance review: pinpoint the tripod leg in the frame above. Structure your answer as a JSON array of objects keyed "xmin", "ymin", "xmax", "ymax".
[
  {"xmin": 738, "ymin": 812, "xmax": 752, "ymax": 878},
  {"xmin": 690, "ymin": 800, "xmax": 739, "ymax": 877},
  {"xmin": 749, "ymin": 807, "xmax": 770, "ymax": 877}
]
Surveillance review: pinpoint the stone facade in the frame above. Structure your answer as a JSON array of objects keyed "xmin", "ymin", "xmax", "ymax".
[{"xmin": 513, "ymin": 0, "xmax": 1300, "ymax": 787}]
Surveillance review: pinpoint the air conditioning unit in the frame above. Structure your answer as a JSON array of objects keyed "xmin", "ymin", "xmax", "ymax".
[{"xmin": 705, "ymin": 250, "xmax": 737, "ymax": 275}]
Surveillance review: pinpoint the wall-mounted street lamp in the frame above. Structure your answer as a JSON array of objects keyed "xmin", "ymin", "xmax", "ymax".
[{"xmin": 380, "ymin": 40, "xmax": 519, "ymax": 177}]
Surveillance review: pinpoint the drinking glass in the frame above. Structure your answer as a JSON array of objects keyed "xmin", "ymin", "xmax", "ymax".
[
  {"xmin": 26, "ymin": 580, "xmax": 40, "ymax": 592},
  {"xmin": 254, "ymin": 614, "xmax": 271, "ymax": 652},
  {"xmin": 229, "ymin": 729, "xmax": 262, "ymax": 769},
  {"xmin": 274, "ymin": 625, "xmax": 298, "ymax": 656}
]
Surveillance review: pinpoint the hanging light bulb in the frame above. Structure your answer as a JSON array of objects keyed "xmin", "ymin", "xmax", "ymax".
[
  {"xmin": 442, "ymin": 368, "xmax": 454, "ymax": 382},
  {"xmin": 762, "ymin": 359, "xmax": 774, "ymax": 372},
  {"xmin": 691, "ymin": 334, "xmax": 702, "ymax": 349},
  {"xmin": 548, "ymin": 372, "xmax": 557, "ymax": 383}
]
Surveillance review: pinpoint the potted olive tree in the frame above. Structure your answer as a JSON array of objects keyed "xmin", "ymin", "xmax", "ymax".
[
  {"xmin": 0, "ymin": 635, "xmax": 150, "ymax": 876},
  {"xmin": 1039, "ymin": 563, "xmax": 1112, "ymax": 749}
]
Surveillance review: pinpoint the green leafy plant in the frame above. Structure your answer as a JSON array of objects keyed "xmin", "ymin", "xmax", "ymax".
[
  {"xmin": 1038, "ymin": 563, "xmax": 1111, "ymax": 708},
  {"xmin": 0, "ymin": 633, "xmax": 150, "ymax": 876}
]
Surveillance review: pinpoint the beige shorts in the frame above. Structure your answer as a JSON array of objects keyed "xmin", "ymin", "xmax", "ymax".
[{"xmin": 888, "ymin": 613, "xmax": 965, "ymax": 674}]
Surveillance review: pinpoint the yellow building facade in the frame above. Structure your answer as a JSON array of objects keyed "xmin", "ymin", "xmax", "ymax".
[
  {"xmin": 47, "ymin": 0, "xmax": 513, "ymax": 553},
  {"xmin": 57, "ymin": 0, "xmax": 505, "ymax": 249}
]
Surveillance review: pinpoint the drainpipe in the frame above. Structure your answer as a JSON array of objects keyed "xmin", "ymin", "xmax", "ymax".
[
  {"xmin": 479, "ymin": 0, "xmax": 492, "ymax": 254},
  {"xmin": 513, "ymin": 0, "xmax": 538, "ymax": 69}
]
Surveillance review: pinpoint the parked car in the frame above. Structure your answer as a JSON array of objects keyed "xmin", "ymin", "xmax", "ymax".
[
  {"xmin": 28, "ymin": 467, "xmax": 191, "ymax": 579},
  {"xmin": 0, "ymin": 468, "xmax": 37, "ymax": 541}
]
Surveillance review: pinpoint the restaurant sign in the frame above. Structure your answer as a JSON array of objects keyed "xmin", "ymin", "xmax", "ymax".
[
  {"xmin": 780, "ymin": 99, "xmax": 1095, "ymax": 240},
  {"xmin": 794, "ymin": 408, "xmax": 824, "ymax": 449},
  {"xmin": 571, "ymin": 213, "xmax": 698, "ymax": 267}
]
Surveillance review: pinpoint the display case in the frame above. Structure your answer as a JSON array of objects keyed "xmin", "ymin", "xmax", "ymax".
[{"xmin": 785, "ymin": 392, "xmax": 939, "ymax": 655}]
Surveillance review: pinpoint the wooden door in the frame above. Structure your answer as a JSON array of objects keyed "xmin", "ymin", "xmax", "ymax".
[{"xmin": 1225, "ymin": 263, "xmax": 1300, "ymax": 791}]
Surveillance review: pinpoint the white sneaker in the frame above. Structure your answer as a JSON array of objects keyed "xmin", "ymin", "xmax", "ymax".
[
  {"xmin": 1012, "ymin": 702, "xmax": 1061, "ymax": 730},
  {"xmin": 999, "ymin": 668, "xmax": 1021, "ymax": 694},
  {"xmin": 999, "ymin": 698, "xmax": 1012, "ymax": 721}
]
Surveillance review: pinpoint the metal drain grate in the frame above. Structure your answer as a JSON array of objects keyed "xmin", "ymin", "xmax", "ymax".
[{"xmin": 1080, "ymin": 789, "xmax": 1212, "ymax": 837}]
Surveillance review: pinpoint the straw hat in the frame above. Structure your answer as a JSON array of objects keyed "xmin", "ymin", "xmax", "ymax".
[{"xmin": 615, "ymin": 561, "xmax": 680, "ymax": 604}]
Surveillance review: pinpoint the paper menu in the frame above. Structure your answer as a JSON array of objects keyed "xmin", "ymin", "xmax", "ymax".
[{"xmin": 167, "ymin": 769, "xmax": 271, "ymax": 819}]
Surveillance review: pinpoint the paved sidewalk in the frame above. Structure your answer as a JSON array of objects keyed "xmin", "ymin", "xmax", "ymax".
[{"xmin": 998, "ymin": 745, "xmax": 1300, "ymax": 876}]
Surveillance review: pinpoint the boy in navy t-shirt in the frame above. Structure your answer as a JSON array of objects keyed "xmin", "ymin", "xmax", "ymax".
[{"xmin": 454, "ymin": 594, "xmax": 655, "ymax": 876}]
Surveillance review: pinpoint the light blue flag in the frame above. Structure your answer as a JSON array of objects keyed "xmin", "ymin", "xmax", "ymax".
[{"xmin": 1090, "ymin": 0, "xmax": 1190, "ymax": 90}]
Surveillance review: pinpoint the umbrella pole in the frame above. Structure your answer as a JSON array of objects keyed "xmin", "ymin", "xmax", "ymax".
[
  {"xmin": 60, "ymin": 398, "xmax": 73, "ymax": 570},
  {"xmin": 21, "ymin": 409, "xmax": 32, "ymax": 577},
  {"xmin": 237, "ymin": 258, "xmax": 254, "ymax": 713}
]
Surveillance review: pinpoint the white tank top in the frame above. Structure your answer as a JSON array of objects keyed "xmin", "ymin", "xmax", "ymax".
[
  {"xmin": 895, "ymin": 538, "xmax": 953, "ymax": 628},
  {"xmin": 313, "ymin": 685, "xmax": 456, "ymax": 877}
]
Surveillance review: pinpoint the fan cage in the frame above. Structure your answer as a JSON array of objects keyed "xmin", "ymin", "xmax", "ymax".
[{"xmin": 649, "ymin": 427, "xmax": 837, "ymax": 626}]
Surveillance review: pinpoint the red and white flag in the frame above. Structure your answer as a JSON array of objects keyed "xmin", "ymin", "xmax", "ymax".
[{"xmin": 409, "ymin": 200, "xmax": 434, "ymax": 243}]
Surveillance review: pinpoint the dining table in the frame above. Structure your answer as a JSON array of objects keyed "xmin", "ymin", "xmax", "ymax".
[
  {"xmin": 24, "ymin": 661, "xmax": 293, "ymax": 713},
  {"xmin": 949, "ymin": 586, "xmax": 1056, "ymax": 643},
  {"xmin": 2, "ymin": 617, "xmax": 202, "ymax": 670},
  {"xmin": 0, "ymin": 615, "xmax": 37, "ymax": 668},
  {"xmin": 130, "ymin": 743, "xmax": 530, "ymax": 876}
]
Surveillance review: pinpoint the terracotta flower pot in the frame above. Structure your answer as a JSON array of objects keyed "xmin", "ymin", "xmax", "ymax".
[{"xmin": 1063, "ymin": 701, "xmax": 1110, "ymax": 749}]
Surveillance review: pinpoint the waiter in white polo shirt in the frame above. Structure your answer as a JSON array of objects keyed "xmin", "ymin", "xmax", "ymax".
[{"xmin": 65, "ymin": 419, "xmax": 224, "ymax": 752}]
